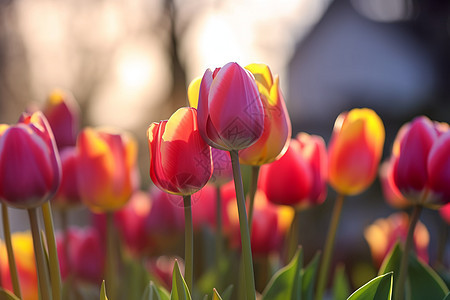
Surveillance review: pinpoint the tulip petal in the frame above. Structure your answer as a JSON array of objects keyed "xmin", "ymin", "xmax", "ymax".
[{"xmin": 427, "ymin": 131, "xmax": 450, "ymax": 204}]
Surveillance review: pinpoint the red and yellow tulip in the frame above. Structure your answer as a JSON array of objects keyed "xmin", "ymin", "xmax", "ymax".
[
  {"xmin": 328, "ymin": 108, "xmax": 385, "ymax": 196},
  {"xmin": 77, "ymin": 127, "xmax": 138, "ymax": 212}
]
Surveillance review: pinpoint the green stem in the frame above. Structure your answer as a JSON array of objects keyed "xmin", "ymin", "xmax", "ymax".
[
  {"xmin": 42, "ymin": 202, "xmax": 62, "ymax": 300},
  {"xmin": 2, "ymin": 204, "xmax": 22, "ymax": 298},
  {"xmin": 394, "ymin": 205, "xmax": 423, "ymax": 300},
  {"xmin": 315, "ymin": 194, "xmax": 345, "ymax": 300},
  {"xmin": 230, "ymin": 150, "xmax": 256, "ymax": 300},
  {"xmin": 28, "ymin": 207, "xmax": 51, "ymax": 300},
  {"xmin": 247, "ymin": 165, "xmax": 260, "ymax": 230},
  {"xmin": 183, "ymin": 195, "xmax": 194, "ymax": 293},
  {"xmin": 106, "ymin": 212, "xmax": 117, "ymax": 300},
  {"xmin": 286, "ymin": 209, "xmax": 301, "ymax": 263}
]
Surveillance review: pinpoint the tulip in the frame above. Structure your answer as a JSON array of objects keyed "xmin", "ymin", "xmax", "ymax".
[
  {"xmin": 52, "ymin": 147, "xmax": 81, "ymax": 208},
  {"xmin": 328, "ymin": 108, "xmax": 385, "ymax": 196},
  {"xmin": 440, "ymin": 203, "xmax": 450, "ymax": 225},
  {"xmin": 0, "ymin": 112, "xmax": 61, "ymax": 208},
  {"xmin": 196, "ymin": 62, "xmax": 264, "ymax": 151},
  {"xmin": 0, "ymin": 232, "xmax": 38, "ymax": 300},
  {"xmin": 239, "ymin": 63, "xmax": 291, "ymax": 165},
  {"xmin": 147, "ymin": 107, "xmax": 212, "ymax": 196},
  {"xmin": 364, "ymin": 212, "xmax": 429, "ymax": 268},
  {"xmin": 77, "ymin": 127, "xmax": 138, "ymax": 212},
  {"xmin": 43, "ymin": 89, "xmax": 80, "ymax": 149},
  {"xmin": 392, "ymin": 116, "xmax": 449, "ymax": 205},
  {"xmin": 260, "ymin": 134, "xmax": 327, "ymax": 209},
  {"xmin": 56, "ymin": 227, "xmax": 105, "ymax": 284},
  {"xmin": 379, "ymin": 159, "xmax": 410, "ymax": 209}
]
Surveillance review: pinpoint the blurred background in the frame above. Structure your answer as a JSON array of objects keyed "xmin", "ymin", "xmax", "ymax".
[{"xmin": 0, "ymin": 0, "xmax": 449, "ymax": 291}]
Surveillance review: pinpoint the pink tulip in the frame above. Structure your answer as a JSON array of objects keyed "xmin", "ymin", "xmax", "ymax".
[
  {"xmin": 0, "ymin": 112, "xmax": 61, "ymax": 208},
  {"xmin": 197, "ymin": 62, "xmax": 264, "ymax": 150},
  {"xmin": 427, "ymin": 131, "xmax": 450, "ymax": 204},
  {"xmin": 52, "ymin": 147, "xmax": 81, "ymax": 208}
]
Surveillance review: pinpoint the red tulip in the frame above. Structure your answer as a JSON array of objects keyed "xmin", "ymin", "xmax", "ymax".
[
  {"xmin": 77, "ymin": 128, "xmax": 138, "ymax": 212},
  {"xmin": 196, "ymin": 62, "xmax": 264, "ymax": 151},
  {"xmin": 440, "ymin": 203, "xmax": 450, "ymax": 225},
  {"xmin": 52, "ymin": 147, "xmax": 81, "ymax": 208},
  {"xmin": 260, "ymin": 133, "xmax": 327, "ymax": 209},
  {"xmin": 147, "ymin": 107, "xmax": 212, "ymax": 196},
  {"xmin": 379, "ymin": 159, "xmax": 410, "ymax": 209},
  {"xmin": 392, "ymin": 116, "xmax": 449, "ymax": 205},
  {"xmin": 364, "ymin": 212, "xmax": 429, "ymax": 267},
  {"xmin": 0, "ymin": 112, "xmax": 61, "ymax": 208},
  {"xmin": 328, "ymin": 108, "xmax": 385, "ymax": 195},
  {"xmin": 43, "ymin": 89, "xmax": 80, "ymax": 149},
  {"xmin": 239, "ymin": 63, "xmax": 291, "ymax": 165}
]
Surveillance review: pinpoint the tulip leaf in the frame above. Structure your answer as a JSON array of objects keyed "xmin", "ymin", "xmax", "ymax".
[
  {"xmin": 220, "ymin": 285, "xmax": 234, "ymax": 300},
  {"xmin": 0, "ymin": 288, "xmax": 21, "ymax": 300},
  {"xmin": 262, "ymin": 247, "xmax": 303, "ymax": 300},
  {"xmin": 142, "ymin": 281, "xmax": 170, "ymax": 300},
  {"xmin": 301, "ymin": 251, "xmax": 320, "ymax": 300},
  {"xmin": 346, "ymin": 272, "xmax": 393, "ymax": 300},
  {"xmin": 333, "ymin": 264, "xmax": 351, "ymax": 300},
  {"xmin": 171, "ymin": 260, "xmax": 192, "ymax": 300},
  {"xmin": 379, "ymin": 242, "xmax": 449, "ymax": 300},
  {"xmin": 100, "ymin": 280, "xmax": 109, "ymax": 300},
  {"xmin": 442, "ymin": 292, "xmax": 450, "ymax": 300},
  {"xmin": 213, "ymin": 288, "xmax": 223, "ymax": 300}
]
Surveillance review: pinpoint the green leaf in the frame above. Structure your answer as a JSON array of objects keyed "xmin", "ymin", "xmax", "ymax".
[
  {"xmin": 262, "ymin": 247, "xmax": 303, "ymax": 300},
  {"xmin": 333, "ymin": 264, "xmax": 350, "ymax": 300},
  {"xmin": 379, "ymin": 242, "xmax": 449, "ymax": 300},
  {"xmin": 0, "ymin": 288, "xmax": 21, "ymax": 300},
  {"xmin": 347, "ymin": 272, "xmax": 393, "ymax": 300},
  {"xmin": 220, "ymin": 285, "xmax": 233, "ymax": 300},
  {"xmin": 301, "ymin": 251, "xmax": 320, "ymax": 300},
  {"xmin": 171, "ymin": 260, "xmax": 192, "ymax": 300},
  {"xmin": 213, "ymin": 288, "xmax": 223, "ymax": 300},
  {"xmin": 408, "ymin": 254, "xmax": 449, "ymax": 300},
  {"xmin": 100, "ymin": 280, "xmax": 109, "ymax": 300},
  {"xmin": 142, "ymin": 281, "xmax": 171, "ymax": 300}
]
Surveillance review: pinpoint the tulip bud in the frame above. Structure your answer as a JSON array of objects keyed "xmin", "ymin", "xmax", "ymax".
[
  {"xmin": 43, "ymin": 89, "xmax": 80, "ymax": 149},
  {"xmin": 52, "ymin": 147, "xmax": 81, "ymax": 208},
  {"xmin": 364, "ymin": 212, "xmax": 429, "ymax": 268},
  {"xmin": 77, "ymin": 128, "xmax": 138, "ymax": 212},
  {"xmin": 197, "ymin": 62, "xmax": 264, "ymax": 151},
  {"xmin": 328, "ymin": 108, "xmax": 385, "ymax": 196},
  {"xmin": 260, "ymin": 134, "xmax": 327, "ymax": 209},
  {"xmin": 147, "ymin": 107, "xmax": 212, "ymax": 196},
  {"xmin": 0, "ymin": 112, "xmax": 61, "ymax": 208},
  {"xmin": 379, "ymin": 159, "xmax": 410, "ymax": 209},
  {"xmin": 0, "ymin": 232, "xmax": 38, "ymax": 300},
  {"xmin": 427, "ymin": 131, "xmax": 450, "ymax": 204},
  {"xmin": 239, "ymin": 63, "xmax": 291, "ymax": 165}
]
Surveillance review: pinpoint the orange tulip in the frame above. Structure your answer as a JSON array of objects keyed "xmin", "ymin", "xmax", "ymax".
[
  {"xmin": 0, "ymin": 232, "xmax": 38, "ymax": 300},
  {"xmin": 239, "ymin": 63, "xmax": 291, "ymax": 165},
  {"xmin": 77, "ymin": 128, "xmax": 138, "ymax": 212},
  {"xmin": 364, "ymin": 212, "xmax": 429, "ymax": 267},
  {"xmin": 147, "ymin": 107, "xmax": 212, "ymax": 196},
  {"xmin": 0, "ymin": 112, "xmax": 61, "ymax": 208},
  {"xmin": 43, "ymin": 89, "xmax": 80, "ymax": 149},
  {"xmin": 328, "ymin": 108, "xmax": 385, "ymax": 195}
]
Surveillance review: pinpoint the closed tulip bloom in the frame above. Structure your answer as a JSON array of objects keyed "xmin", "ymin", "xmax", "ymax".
[
  {"xmin": 0, "ymin": 112, "xmax": 61, "ymax": 208},
  {"xmin": 239, "ymin": 63, "xmax": 291, "ymax": 165},
  {"xmin": 77, "ymin": 128, "xmax": 138, "ymax": 212},
  {"xmin": 379, "ymin": 159, "xmax": 410, "ymax": 209},
  {"xmin": 0, "ymin": 232, "xmax": 38, "ymax": 300},
  {"xmin": 188, "ymin": 77, "xmax": 233, "ymax": 186},
  {"xmin": 197, "ymin": 62, "xmax": 264, "ymax": 150},
  {"xmin": 43, "ymin": 89, "xmax": 80, "ymax": 149},
  {"xmin": 147, "ymin": 107, "xmax": 212, "ymax": 196},
  {"xmin": 328, "ymin": 108, "xmax": 385, "ymax": 196},
  {"xmin": 53, "ymin": 147, "xmax": 81, "ymax": 208},
  {"xmin": 427, "ymin": 131, "xmax": 450, "ymax": 204}
]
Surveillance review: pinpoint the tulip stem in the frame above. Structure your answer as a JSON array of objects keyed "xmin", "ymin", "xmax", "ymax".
[
  {"xmin": 183, "ymin": 195, "xmax": 194, "ymax": 293},
  {"xmin": 286, "ymin": 209, "xmax": 301, "ymax": 263},
  {"xmin": 394, "ymin": 204, "xmax": 423, "ymax": 300},
  {"xmin": 247, "ymin": 165, "xmax": 260, "ymax": 230},
  {"xmin": 2, "ymin": 204, "xmax": 22, "ymax": 298},
  {"xmin": 230, "ymin": 150, "xmax": 256, "ymax": 300},
  {"xmin": 315, "ymin": 194, "xmax": 345, "ymax": 300},
  {"xmin": 28, "ymin": 207, "xmax": 51, "ymax": 300},
  {"xmin": 106, "ymin": 212, "xmax": 118, "ymax": 300},
  {"xmin": 42, "ymin": 202, "xmax": 62, "ymax": 300}
]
